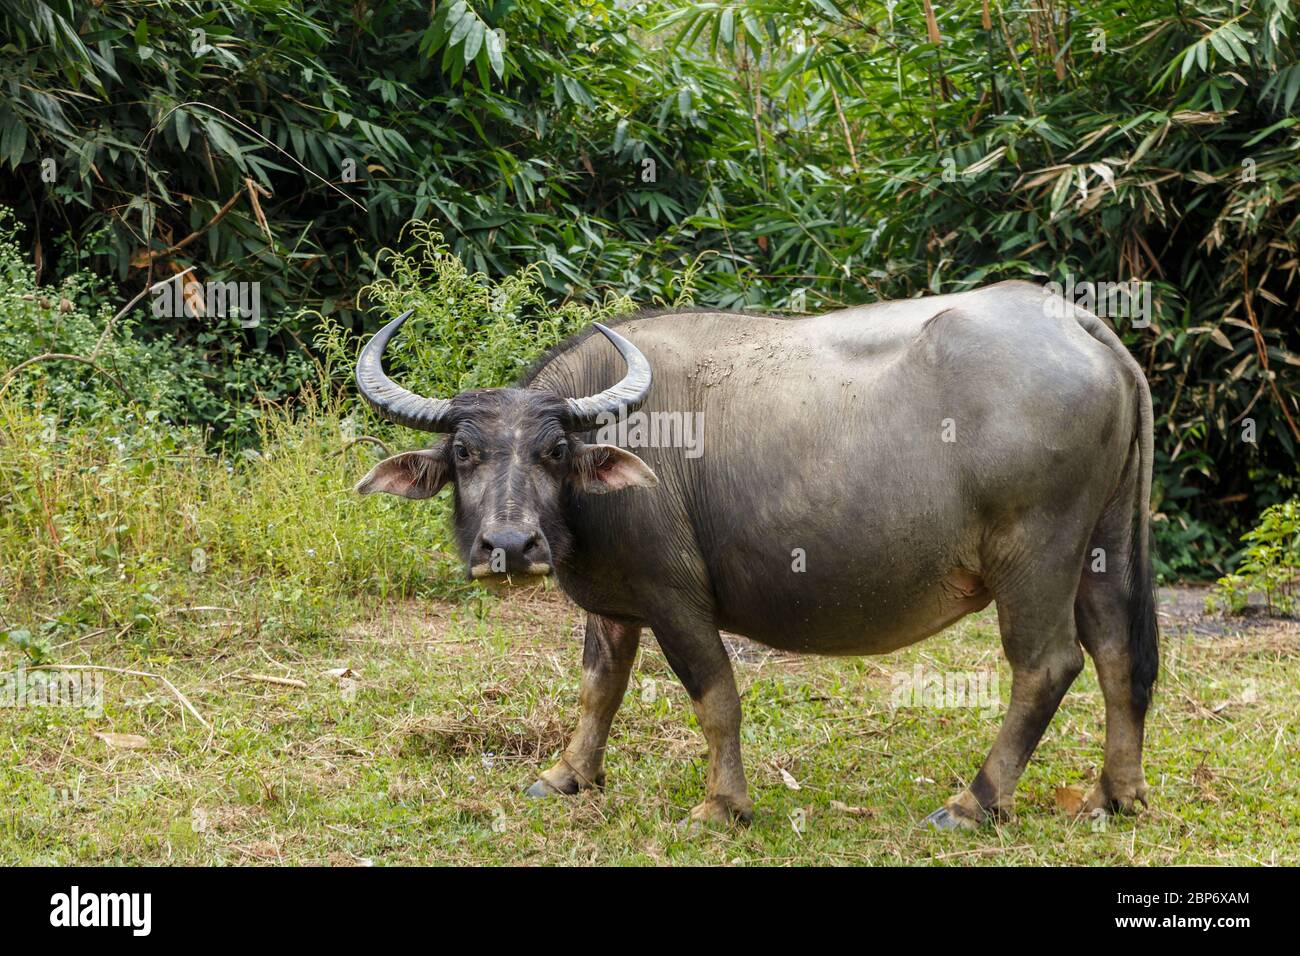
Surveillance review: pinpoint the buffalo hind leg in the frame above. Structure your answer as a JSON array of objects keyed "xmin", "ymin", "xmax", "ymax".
[
  {"xmin": 926, "ymin": 551, "xmax": 1085, "ymax": 830},
  {"xmin": 652, "ymin": 612, "xmax": 753, "ymax": 826},
  {"xmin": 526, "ymin": 614, "xmax": 640, "ymax": 796},
  {"xmin": 1076, "ymin": 544, "xmax": 1152, "ymax": 814}
]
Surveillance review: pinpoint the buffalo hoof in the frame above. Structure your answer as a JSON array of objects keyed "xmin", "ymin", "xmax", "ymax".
[
  {"xmin": 922, "ymin": 806, "xmax": 980, "ymax": 831},
  {"xmin": 524, "ymin": 778, "xmax": 564, "ymax": 798},
  {"xmin": 686, "ymin": 796, "xmax": 754, "ymax": 830},
  {"xmin": 524, "ymin": 763, "xmax": 601, "ymax": 798},
  {"xmin": 1080, "ymin": 777, "xmax": 1149, "ymax": 816}
]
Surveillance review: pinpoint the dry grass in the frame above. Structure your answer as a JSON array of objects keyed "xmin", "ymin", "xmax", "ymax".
[{"xmin": 2, "ymin": 584, "xmax": 1297, "ymax": 866}]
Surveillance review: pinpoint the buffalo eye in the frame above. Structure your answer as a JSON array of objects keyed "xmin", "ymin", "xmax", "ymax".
[
  {"xmin": 454, "ymin": 443, "xmax": 471, "ymax": 463},
  {"xmin": 547, "ymin": 441, "xmax": 568, "ymax": 462}
]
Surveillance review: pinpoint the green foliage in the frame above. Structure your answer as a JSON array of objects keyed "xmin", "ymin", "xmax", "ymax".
[
  {"xmin": 0, "ymin": 0, "xmax": 723, "ymax": 441},
  {"xmin": 3, "ymin": 0, "xmax": 1299, "ymax": 573},
  {"xmin": 0, "ymin": 209, "xmax": 309, "ymax": 443},
  {"xmin": 355, "ymin": 221, "xmax": 637, "ymax": 406},
  {"xmin": 0, "ymin": 0, "xmax": 708, "ymax": 310},
  {"xmin": 1, "ymin": 627, "xmax": 47, "ymax": 664},
  {"xmin": 647, "ymin": 0, "xmax": 1300, "ymax": 575},
  {"xmin": 1208, "ymin": 498, "xmax": 1300, "ymax": 615}
]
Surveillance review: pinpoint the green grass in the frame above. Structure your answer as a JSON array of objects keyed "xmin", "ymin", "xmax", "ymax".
[{"xmin": 3, "ymin": 581, "xmax": 1296, "ymax": 866}]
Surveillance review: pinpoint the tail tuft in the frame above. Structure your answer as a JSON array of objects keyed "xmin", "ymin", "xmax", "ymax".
[{"xmin": 1127, "ymin": 535, "xmax": 1159, "ymax": 716}]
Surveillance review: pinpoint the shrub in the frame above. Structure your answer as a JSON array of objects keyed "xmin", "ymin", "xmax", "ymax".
[
  {"xmin": 8, "ymin": 0, "xmax": 1296, "ymax": 575},
  {"xmin": 1208, "ymin": 499, "xmax": 1300, "ymax": 616},
  {"xmin": 0, "ymin": 210, "xmax": 311, "ymax": 446},
  {"xmin": 355, "ymin": 221, "xmax": 637, "ymax": 404}
]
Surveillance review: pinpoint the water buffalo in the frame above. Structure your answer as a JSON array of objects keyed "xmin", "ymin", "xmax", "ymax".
[{"xmin": 354, "ymin": 280, "xmax": 1157, "ymax": 829}]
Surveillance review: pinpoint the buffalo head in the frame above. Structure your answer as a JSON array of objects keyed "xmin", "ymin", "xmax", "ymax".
[{"xmin": 353, "ymin": 311, "xmax": 658, "ymax": 580}]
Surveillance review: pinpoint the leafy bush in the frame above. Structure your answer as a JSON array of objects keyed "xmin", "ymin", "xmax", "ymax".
[
  {"xmin": 354, "ymin": 221, "xmax": 638, "ymax": 404},
  {"xmin": 0, "ymin": 0, "xmax": 706, "ymax": 317},
  {"xmin": 0, "ymin": 209, "xmax": 188, "ymax": 424},
  {"xmin": 0, "ymin": 210, "xmax": 311, "ymax": 444},
  {"xmin": 4, "ymin": 0, "xmax": 1299, "ymax": 575},
  {"xmin": 653, "ymin": 0, "xmax": 1300, "ymax": 576},
  {"xmin": 1208, "ymin": 499, "xmax": 1300, "ymax": 616}
]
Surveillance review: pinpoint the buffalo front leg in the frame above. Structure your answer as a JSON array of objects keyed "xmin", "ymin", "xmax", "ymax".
[
  {"xmin": 526, "ymin": 614, "xmax": 640, "ymax": 797},
  {"xmin": 652, "ymin": 614, "xmax": 753, "ymax": 826}
]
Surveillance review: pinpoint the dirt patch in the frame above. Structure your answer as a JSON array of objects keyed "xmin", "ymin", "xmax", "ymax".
[
  {"xmin": 344, "ymin": 584, "xmax": 584, "ymax": 648},
  {"xmin": 1158, "ymin": 585, "xmax": 1299, "ymax": 639},
  {"xmin": 345, "ymin": 586, "xmax": 795, "ymax": 671},
  {"xmin": 400, "ymin": 704, "xmax": 570, "ymax": 761},
  {"xmin": 346, "ymin": 583, "xmax": 1298, "ymax": 666}
]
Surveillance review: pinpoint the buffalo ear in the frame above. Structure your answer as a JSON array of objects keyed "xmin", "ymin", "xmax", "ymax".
[
  {"xmin": 572, "ymin": 443, "xmax": 659, "ymax": 495},
  {"xmin": 354, "ymin": 444, "xmax": 451, "ymax": 500}
]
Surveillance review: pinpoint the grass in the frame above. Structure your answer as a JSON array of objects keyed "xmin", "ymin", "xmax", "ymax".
[{"xmin": 3, "ymin": 579, "xmax": 1296, "ymax": 866}]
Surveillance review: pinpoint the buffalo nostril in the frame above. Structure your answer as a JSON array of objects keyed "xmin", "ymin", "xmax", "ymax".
[
  {"xmin": 476, "ymin": 528, "xmax": 549, "ymax": 575},
  {"xmin": 523, "ymin": 534, "xmax": 551, "ymax": 563}
]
